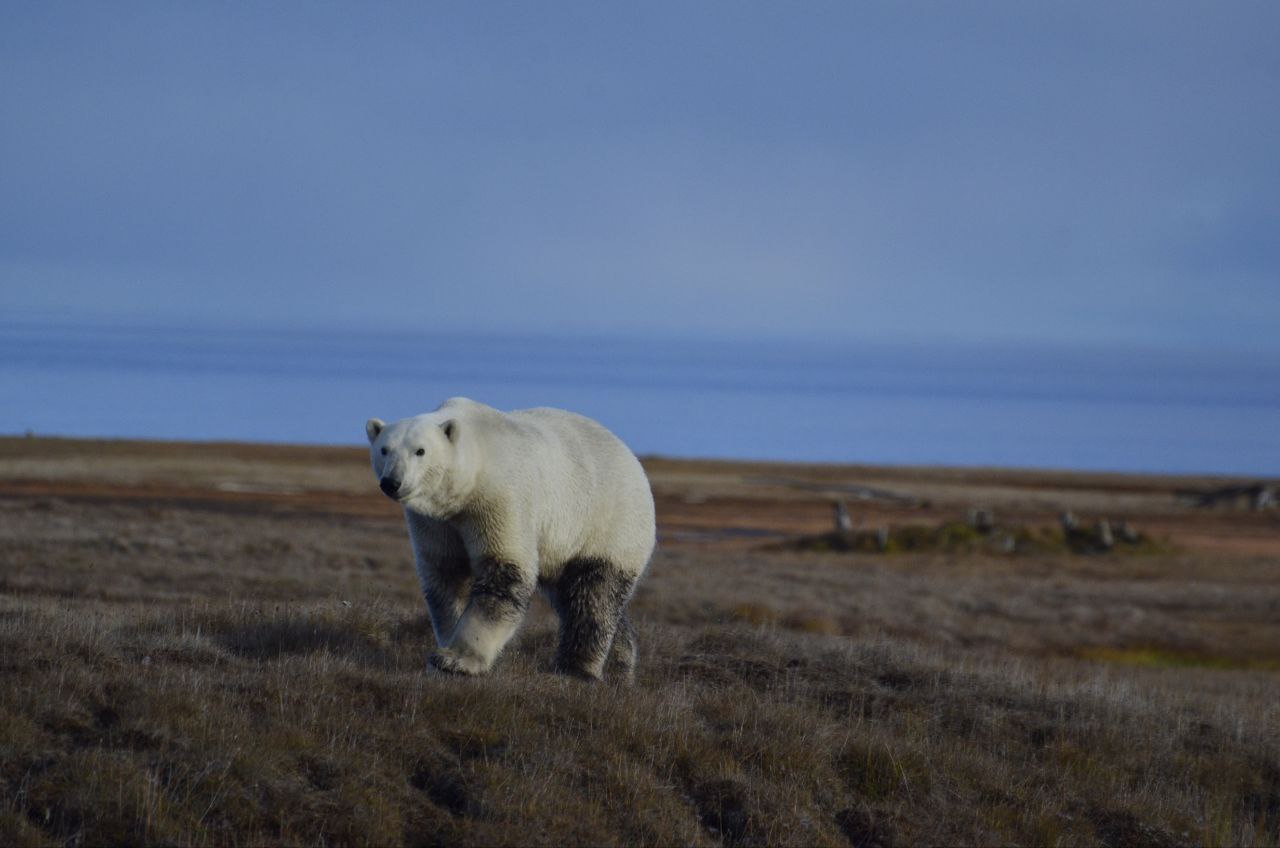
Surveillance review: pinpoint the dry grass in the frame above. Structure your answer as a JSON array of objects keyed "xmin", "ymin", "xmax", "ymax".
[{"xmin": 1, "ymin": 440, "xmax": 1278, "ymax": 846}]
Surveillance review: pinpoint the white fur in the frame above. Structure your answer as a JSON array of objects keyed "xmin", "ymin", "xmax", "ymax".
[{"xmin": 367, "ymin": 397, "xmax": 655, "ymax": 674}]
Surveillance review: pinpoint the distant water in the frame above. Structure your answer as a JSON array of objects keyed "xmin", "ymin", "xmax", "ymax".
[{"xmin": 1, "ymin": 321, "xmax": 1277, "ymax": 475}]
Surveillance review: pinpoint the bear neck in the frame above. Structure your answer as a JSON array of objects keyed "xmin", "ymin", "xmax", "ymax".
[{"xmin": 407, "ymin": 459, "xmax": 477, "ymax": 521}]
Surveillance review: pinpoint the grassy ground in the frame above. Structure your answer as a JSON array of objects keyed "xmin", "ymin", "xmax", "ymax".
[{"xmin": 1, "ymin": 437, "xmax": 1278, "ymax": 846}]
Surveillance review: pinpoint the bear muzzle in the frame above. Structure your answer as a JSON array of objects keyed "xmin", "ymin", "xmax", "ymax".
[{"xmin": 379, "ymin": 475, "xmax": 404, "ymax": 499}]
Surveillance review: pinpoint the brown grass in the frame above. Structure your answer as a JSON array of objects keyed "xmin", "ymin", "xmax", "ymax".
[{"xmin": 1, "ymin": 438, "xmax": 1278, "ymax": 846}]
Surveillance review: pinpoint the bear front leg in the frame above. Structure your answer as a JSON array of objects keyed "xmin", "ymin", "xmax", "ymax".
[
  {"xmin": 429, "ymin": 557, "xmax": 535, "ymax": 676},
  {"xmin": 420, "ymin": 556, "xmax": 471, "ymax": 648},
  {"xmin": 406, "ymin": 513, "xmax": 471, "ymax": 648}
]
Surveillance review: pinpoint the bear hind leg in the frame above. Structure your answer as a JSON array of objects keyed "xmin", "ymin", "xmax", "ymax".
[
  {"xmin": 550, "ymin": 557, "xmax": 636, "ymax": 681},
  {"xmin": 607, "ymin": 612, "xmax": 638, "ymax": 684}
]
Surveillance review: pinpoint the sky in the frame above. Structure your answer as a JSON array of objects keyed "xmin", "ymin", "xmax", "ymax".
[{"xmin": 2, "ymin": 2, "xmax": 1278, "ymax": 352}]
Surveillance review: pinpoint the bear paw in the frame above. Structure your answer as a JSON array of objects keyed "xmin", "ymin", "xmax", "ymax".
[{"xmin": 428, "ymin": 649, "xmax": 489, "ymax": 676}]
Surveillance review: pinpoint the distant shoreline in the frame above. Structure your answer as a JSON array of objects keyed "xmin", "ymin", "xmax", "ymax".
[
  {"xmin": 1, "ymin": 433, "xmax": 1274, "ymax": 486},
  {"xmin": 4, "ymin": 323, "xmax": 1277, "ymax": 474},
  {"xmin": 4, "ymin": 434, "xmax": 1278, "ymax": 564}
]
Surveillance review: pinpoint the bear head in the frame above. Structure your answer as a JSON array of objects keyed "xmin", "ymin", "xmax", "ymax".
[{"xmin": 366, "ymin": 413, "xmax": 471, "ymax": 518}]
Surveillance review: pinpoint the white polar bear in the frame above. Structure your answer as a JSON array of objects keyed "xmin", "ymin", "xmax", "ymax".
[{"xmin": 366, "ymin": 397, "xmax": 655, "ymax": 681}]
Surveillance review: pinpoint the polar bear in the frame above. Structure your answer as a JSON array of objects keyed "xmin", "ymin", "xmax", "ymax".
[{"xmin": 366, "ymin": 397, "xmax": 655, "ymax": 681}]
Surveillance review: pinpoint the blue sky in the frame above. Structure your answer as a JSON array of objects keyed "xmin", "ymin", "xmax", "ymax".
[{"xmin": 3, "ymin": 2, "xmax": 1278, "ymax": 352}]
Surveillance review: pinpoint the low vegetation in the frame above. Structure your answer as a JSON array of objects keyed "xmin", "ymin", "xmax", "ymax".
[
  {"xmin": 779, "ymin": 517, "xmax": 1164, "ymax": 557},
  {"xmin": 1, "ymin": 443, "xmax": 1278, "ymax": 846},
  {"xmin": 4, "ymin": 594, "xmax": 1278, "ymax": 847}
]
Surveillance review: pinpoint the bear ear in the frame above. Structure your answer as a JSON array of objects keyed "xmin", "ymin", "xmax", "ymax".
[
  {"xmin": 365, "ymin": 418, "xmax": 385, "ymax": 444},
  {"xmin": 441, "ymin": 419, "xmax": 458, "ymax": 444}
]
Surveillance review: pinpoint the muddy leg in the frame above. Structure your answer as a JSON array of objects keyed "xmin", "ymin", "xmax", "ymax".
[
  {"xmin": 606, "ymin": 612, "xmax": 638, "ymax": 683},
  {"xmin": 550, "ymin": 558, "xmax": 636, "ymax": 681}
]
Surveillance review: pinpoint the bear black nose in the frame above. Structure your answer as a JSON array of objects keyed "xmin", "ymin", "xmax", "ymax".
[{"xmin": 379, "ymin": 476, "xmax": 402, "ymax": 498}]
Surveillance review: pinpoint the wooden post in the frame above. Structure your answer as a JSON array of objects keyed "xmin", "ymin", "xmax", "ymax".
[
  {"xmin": 1253, "ymin": 486, "xmax": 1276, "ymax": 511},
  {"xmin": 1095, "ymin": 519, "xmax": 1114, "ymax": 551},
  {"xmin": 968, "ymin": 508, "xmax": 994, "ymax": 534},
  {"xmin": 833, "ymin": 500, "xmax": 853, "ymax": 532}
]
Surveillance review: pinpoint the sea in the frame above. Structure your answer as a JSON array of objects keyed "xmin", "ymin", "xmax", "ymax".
[{"xmin": 1, "ymin": 320, "xmax": 1277, "ymax": 476}]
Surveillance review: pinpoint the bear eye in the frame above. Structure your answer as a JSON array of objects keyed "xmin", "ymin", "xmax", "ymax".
[
  {"xmin": 380, "ymin": 447, "xmax": 387, "ymax": 456},
  {"xmin": 415, "ymin": 448, "xmax": 425, "ymax": 456}
]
